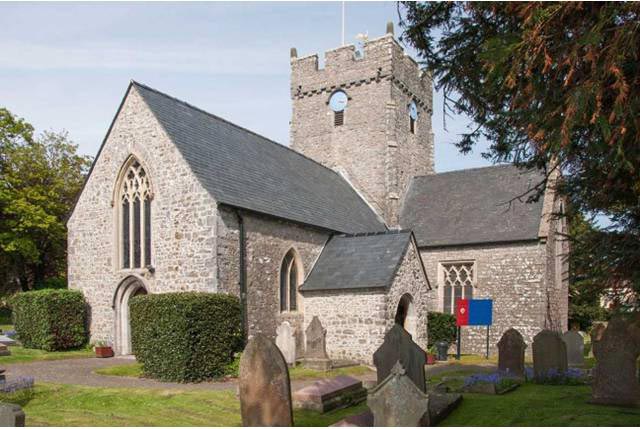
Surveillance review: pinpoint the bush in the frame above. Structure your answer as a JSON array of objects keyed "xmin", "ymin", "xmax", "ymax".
[
  {"xmin": 10, "ymin": 289, "xmax": 87, "ymax": 351},
  {"xmin": 130, "ymin": 292, "xmax": 244, "ymax": 382},
  {"xmin": 428, "ymin": 312, "xmax": 457, "ymax": 347}
]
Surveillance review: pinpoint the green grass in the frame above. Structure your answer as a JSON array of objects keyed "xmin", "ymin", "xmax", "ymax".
[
  {"xmin": 441, "ymin": 383, "xmax": 640, "ymax": 426},
  {"xmin": 95, "ymin": 362, "xmax": 373, "ymax": 381},
  {"xmin": 18, "ymin": 383, "xmax": 365, "ymax": 426},
  {"xmin": 0, "ymin": 346, "xmax": 94, "ymax": 364}
]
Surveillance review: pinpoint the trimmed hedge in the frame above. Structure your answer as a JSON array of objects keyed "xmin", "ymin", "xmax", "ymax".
[
  {"xmin": 10, "ymin": 289, "xmax": 88, "ymax": 351},
  {"xmin": 130, "ymin": 292, "xmax": 244, "ymax": 382},
  {"xmin": 428, "ymin": 312, "xmax": 457, "ymax": 347}
]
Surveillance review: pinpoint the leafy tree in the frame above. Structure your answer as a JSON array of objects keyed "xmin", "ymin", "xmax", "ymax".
[
  {"xmin": 0, "ymin": 108, "xmax": 92, "ymax": 293},
  {"xmin": 399, "ymin": 2, "xmax": 640, "ymax": 300}
]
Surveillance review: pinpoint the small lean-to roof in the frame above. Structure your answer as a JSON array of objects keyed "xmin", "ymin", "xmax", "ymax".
[
  {"xmin": 131, "ymin": 81, "xmax": 385, "ymax": 234},
  {"xmin": 301, "ymin": 231, "xmax": 413, "ymax": 291},
  {"xmin": 400, "ymin": 165, "xmax": 545, "ymax": 247}
]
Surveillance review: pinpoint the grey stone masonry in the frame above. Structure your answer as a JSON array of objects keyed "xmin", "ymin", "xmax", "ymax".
[{"xmin": 290, "ymin": 30, "xmax": 434, "ymax": 226}]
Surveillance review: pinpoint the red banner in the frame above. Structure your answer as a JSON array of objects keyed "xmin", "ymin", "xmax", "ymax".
[{"xmin": 456, "ymin": 299, "xmax": 469, "ymax": 326}]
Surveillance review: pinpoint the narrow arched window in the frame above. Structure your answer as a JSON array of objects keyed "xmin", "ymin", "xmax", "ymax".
[
  {"xmin": 440, "ymin": 262, "xmax": 475, "ymax": 314},
  {"xmin": 280, "ymin": 250, "xmax": 300, "ymax": 312},
  {"xmin": 119, "ymin": 159, "xmax": 152, "ymax": 269}
]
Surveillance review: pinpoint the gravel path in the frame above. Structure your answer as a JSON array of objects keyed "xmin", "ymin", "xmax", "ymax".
[{"xmin": 3, "ymin": 357, "xmax": 376, "ymax": 392}]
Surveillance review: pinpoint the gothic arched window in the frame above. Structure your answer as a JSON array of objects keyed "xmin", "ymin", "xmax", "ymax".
[
  {"xmin": 119, "ymin": 158, "xmax": 152, "ymax": 269},
  {"xmin": 440, "ymin": 262, "xmax": 475, "ymax": 314},
  {"xmin": 280, "ymin": 249, "xmax": 300, "ymax": 312}
]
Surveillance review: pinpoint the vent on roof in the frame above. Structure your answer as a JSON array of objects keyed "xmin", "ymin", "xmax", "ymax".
[{"xmin": 334, "ymin": 110, "xmax": 344, "ymax": 126}]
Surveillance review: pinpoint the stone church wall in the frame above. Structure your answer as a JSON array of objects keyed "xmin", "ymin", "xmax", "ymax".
[
  {"xmin": 302, "ymin": 241, "xmax": 430, "ymax": 364},
  {"xmin": 67, "ymin": 86, "xmax": 218, "ymax": 345},
  {"xmin": 420, "ymin": 241, "xmax": 549, "ymax": 356}
]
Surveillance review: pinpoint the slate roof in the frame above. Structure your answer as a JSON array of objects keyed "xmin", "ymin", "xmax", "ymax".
[
  {"xmin": 400, "ymin": 165, "xmax": 545, "ymax": 247},
  {"xmin": 132, "ymin": 81, "xmax": 386, "ymax": 234},
  {"xmin": 301, "ymin": 231, "xmax": 413, "ymax": 291}
]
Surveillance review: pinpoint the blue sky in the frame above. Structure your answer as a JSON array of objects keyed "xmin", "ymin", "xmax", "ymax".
[{"xmin": 0, "ymin": 1, "xmax": 491, "ymax": 172}]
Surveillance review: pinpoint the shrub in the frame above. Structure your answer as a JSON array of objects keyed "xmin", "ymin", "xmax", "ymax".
[
  {"xmin": 10, "ymin": 289, "xmax": 87, "ymax": 351},
  {"xmin": 428, "ymin": 312, "xmax": 457, "ymax": 347},
  {"xmin": 130, "ymin": 292, "xmax": 244, "ymax": 382}
]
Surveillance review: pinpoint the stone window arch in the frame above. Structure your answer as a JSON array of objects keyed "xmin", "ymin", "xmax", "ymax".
[
  {"xmin": 280, "ymin": 248, "xmax": 303, "ymax": 312},
  {"xmin": 439, "ymin": 261, "xmax": 476, "ymax": 314},
  {"xmin": 117, "ymin": 156, "xmax": 153, "ymax": 269}
]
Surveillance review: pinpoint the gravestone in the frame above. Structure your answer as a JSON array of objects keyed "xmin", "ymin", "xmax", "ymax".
[
  {"xmin": 0, "ymin": 343, "xmax": 10, "ymax": 356},
  {"xmin": 275, "ymin": 321, "xmax": 296, "ymax": 366},
  {"xmin": 590, "ymin": 322, "xmax": 607, "ymax": 358},
  {"xmin": 591, "ymin": 315, "xmax": 640, "ymax": 407},
  {"xmin": 562, "ymin": 330, "xmax": 585, "ymax": 366},
  {"xmin": 497, "ymin": 328, "xmax": 527, "ymax": 377},
  {"xmin": 303, "ymin": 316, "xmax": 331, "ymax": 370},
  {"xmin": 373, "ymin": 324, "xmax": 426, "ymax": 392},
  {"xmin": 532, "ymin": 329, "xmax": 568, "ymax": 381},
  {"xmin": 239, "ymin": 334, "xmax": 293, "ymax": 426},
  {"xmin": 0, "ymin": 403, "xmax": 25, "ymax": 427},
  {"xmin": 367, "ymin": 361, "xmax": 430, "ymax": 427},
  {"xmin": 293, "ymin": 375, "xmax": 367, "ymax": 413}
]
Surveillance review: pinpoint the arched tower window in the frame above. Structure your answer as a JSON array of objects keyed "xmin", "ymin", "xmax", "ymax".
[
  {"xmin": 119, "ymin": 158, "xmax": 152, "ymax": 269},
  {"xmin": 280, "ymin": 249, "xmax": 301, "ymax": 312}
]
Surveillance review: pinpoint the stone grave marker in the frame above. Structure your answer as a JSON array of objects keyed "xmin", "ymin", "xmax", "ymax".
[
  {"xmin": 591, "ymin": 315, "xmax": 640, "ymax": 407},
  {"xmin": 562, "ymin": 330, "xmax": 584, "ymax": 366},
  {"xmin": 239, "ymin": 333, "xmax": 293, "ymax": 426},
  {"xmin": 367, "ymin": 361, "xmax": 430, "ymax": 427},
  {"xmin": 590, "ymin": 321, "xmax": 607, "ymax": 358},
  {"xmin": 532, "ymin": 329, "xmax": 568, "ymax": 381},
  {"xmin": 303, "ymin": 316, "xmax": 331, "ymax": 370},
  {"xmin": 497, "ymin": 328, "xmax": 526, "ymax": 377},
  {"xmin": 293, "ymin": 375, "xmax": 366, "ymax": 413},
  {"xmin": 373, "ymin": 323, "xmax": 426, "ymax": 392},
  {"xmin": 275, "ymin": 321, "xmax": 296, "ymax": 366},
  {"xmin": 0, "ymin": 403, "xmax": 25, "ymax": 427},
  {"xmin": 0, "ymin": 344, "xmax": 10, "ymax": 356}
]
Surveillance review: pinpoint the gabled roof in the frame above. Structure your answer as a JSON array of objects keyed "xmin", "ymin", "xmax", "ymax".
[
  {"xmin": 130, "ymin": 81, "xmax": 385, "ymax": 234},
  {"xmin": 301, "ymin": 231, "xmax": 413, "ymax": 291},
  {"xmin": 400, "ymin": 165, "xmax": 545, "ymax": 248}
]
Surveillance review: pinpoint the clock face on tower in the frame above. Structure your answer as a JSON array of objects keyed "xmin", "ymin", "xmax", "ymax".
[
  {"xmin": 409, "ymin": 100, "xmax": 418, "ymax": 120},
  {"xmin": 329, "ymin": 91, "xmax": 348, "ymax": 112}
]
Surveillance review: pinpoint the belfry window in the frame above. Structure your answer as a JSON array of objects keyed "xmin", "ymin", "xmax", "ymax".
[
  {"xmin": 119, "ymin": 159, "xmax": 152, "ymax": 269},
  {"xmin": 280, "ymin": 249, "xmax": 301, "ymax": 312},
  {"xmin": 440, "ymin": 262, "xmax": 475, "ymax": 314}
]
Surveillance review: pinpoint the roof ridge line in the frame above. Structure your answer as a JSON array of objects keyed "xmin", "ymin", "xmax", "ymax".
[
  {"xmin": 338, "ymin": 229, "xmax": 411, "ymax": 238},
  {"xmin": 413, "ymin": 163, "xmax": 529, "ymax": 179},
  {"xmin": 129, "ymin": 80, "xmax": 350, "ymax": 183}
]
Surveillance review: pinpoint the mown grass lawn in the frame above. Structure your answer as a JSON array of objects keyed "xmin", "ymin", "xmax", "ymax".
[
  {"xmin": 9, "ymin": 383, "xmax": 367, "ymax": 427},
  {"xmin": 0, "ymin": 346, "xmax": 94, "ymax": 364},
  {"xmin": 95, "ymin": 362, "xmax": 374, "ymax": 381}
]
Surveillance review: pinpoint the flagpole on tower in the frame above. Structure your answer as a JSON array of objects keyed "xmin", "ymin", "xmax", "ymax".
[{"xmin": 341, "ymin": 1, "xmax": 345, "ymax": 46}]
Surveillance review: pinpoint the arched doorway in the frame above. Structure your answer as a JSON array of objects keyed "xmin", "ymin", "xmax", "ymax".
[
  {"xmin": 394, "ymin": 293, "xmax": 417, "ymax": 339},
  {"xmin": 113, "ymin": 276, "xmax": 148, "ymax": 355}
]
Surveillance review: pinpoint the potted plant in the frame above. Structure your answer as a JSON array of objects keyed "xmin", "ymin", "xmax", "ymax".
[
  {"xmin": 426, "ymin": 345, "xmax": 437, "ymax": 365},
  {"xmin": 94, "ymin": 340, "xmax": 114, "ymax": 358}
]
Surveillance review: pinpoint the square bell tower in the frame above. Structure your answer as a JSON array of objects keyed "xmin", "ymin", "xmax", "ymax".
[{"xmin": 289, "ymin": 23, "xmax": 434, "ymax": 227}]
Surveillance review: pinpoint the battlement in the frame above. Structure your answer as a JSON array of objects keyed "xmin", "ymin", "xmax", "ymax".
[{"xmin": 290, "ymin": 23, "xmax": 430, "ymax": 110}]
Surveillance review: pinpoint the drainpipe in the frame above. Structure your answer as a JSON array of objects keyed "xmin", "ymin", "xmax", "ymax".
[{"xmin": 236, "ymin": 211, "xmax": 248, "ymax": 341}]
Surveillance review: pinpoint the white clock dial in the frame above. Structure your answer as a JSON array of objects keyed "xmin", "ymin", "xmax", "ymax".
[{"xmin": 329, "ymin": 91, "xmax": 348, "ymax": 112}]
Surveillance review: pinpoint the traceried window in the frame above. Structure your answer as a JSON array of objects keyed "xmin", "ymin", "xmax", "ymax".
[
  {"xmin": 441, "ymin": 262, "xmax": 475, "ymax": 314},
  {"xmin": 280, "ymin": 249, "xmax": 300, "ymax": 312},
  {"xmin": 119, "ymin": 159, "xmax": 152, "ymax": 269}
]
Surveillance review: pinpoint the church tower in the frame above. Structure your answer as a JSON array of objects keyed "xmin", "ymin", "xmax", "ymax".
[{"xmin": 290, "ymin": 23, "xmax": 434, "ymax": 227}]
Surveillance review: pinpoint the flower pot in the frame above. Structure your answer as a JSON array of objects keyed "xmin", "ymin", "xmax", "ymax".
[
  {"xmin": 95, "ymin": 346, "xmax": 114, "ymax": 358},
  {"xmin": 426, "ymin": 353, "xmax": 436, "ymax": 365}
]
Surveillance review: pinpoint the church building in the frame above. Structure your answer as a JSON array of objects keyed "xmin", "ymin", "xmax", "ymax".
[{"xmin": 67, "ymin": 24, "xmax": 568, "ymax": 363}]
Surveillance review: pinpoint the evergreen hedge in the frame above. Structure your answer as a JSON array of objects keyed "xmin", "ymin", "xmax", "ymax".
[
  {"xmin": 130, "ymin": 292, "xmax": 244, "ymax": 382},
  {"xmin": 10, "ymin": 289, "xmax": 88, "ymax": 351},
  {"xmin": 428, "ymin": 312, "xmax": 457, "ymax": 347}
]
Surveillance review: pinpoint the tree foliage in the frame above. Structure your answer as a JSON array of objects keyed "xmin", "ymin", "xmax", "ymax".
[
  {"xmin": 400, "ymin": 2, "xmax": 640, "ymax": 298},
  {"xmin": 0, "ymin": 108, "xmax": 92, "ymax": 293}
]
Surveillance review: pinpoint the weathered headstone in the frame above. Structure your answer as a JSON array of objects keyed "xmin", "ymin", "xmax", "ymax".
[
  {"xmin": 367, "ymin": 361, "xmax": 429, "ymax": 426},
  {"xmin": 590, "ymin": 322, "xmax": 607, "ymax": 358},
  {"xmin": 239, "ymin": 334, "xmax": 293, "ymax": 427},
  {"xmin": 497, "ymin": 328, "xmax": 527, "ymax": 377},
  {"xmin": 591, "ymin": 315, "xmax": 640, "ymax": 407},
  {"xmin": 275, "ymin": 321, "xmax": 296, "ymax": 366},
  {"xmin": 562, "ymin": 330, "xmax": 585, "ymax": 366},
  {"xmin": 532, "ymin": 329, "xmax": 568, "ymax": 381},
  {"xmin": 0, "ymin": 403, "xmax": 25, "ymax": 427},
  {"xmin": 303, "ymin": 316, "xmax": 331, "ymax": 370},
  {"xmin": 293, "ymin": 375, "xmax": 366, "ymax": 413},
  {"xmin": 373, "ymin": 324, "xmax": 426, "ymax": 392},
  {"xmin": 0, "ymin": 343, "xmax": 10, "ymax": 356}
]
